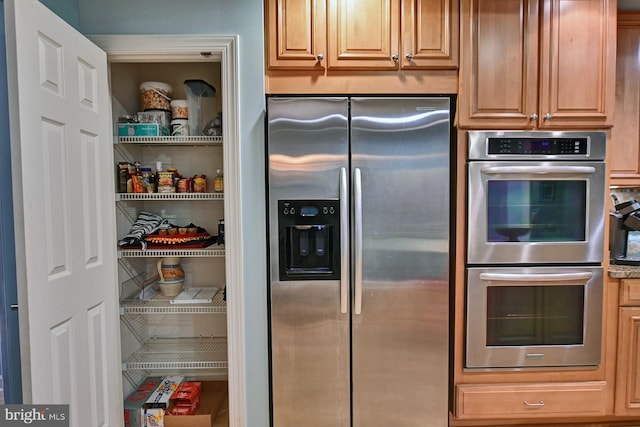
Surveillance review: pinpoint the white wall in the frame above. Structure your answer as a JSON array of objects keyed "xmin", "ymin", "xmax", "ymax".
[{"xmin": 76, "ymin": 1, "xmax": 269, "ymax": 425}]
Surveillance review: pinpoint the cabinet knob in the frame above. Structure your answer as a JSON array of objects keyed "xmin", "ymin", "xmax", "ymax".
[
  {"xmin": 317, "ymin": 53, "xmax": 324, "ymax": 61},
  {"xmin": 392, "ymin": 54, "xmax": 399, "ymax": 62},
  {"xmin": 544, "ymin": 113, "xmax": 552, "ymax": 120},
  {"xmin": 405, "ymin": 53, "xmax": 413, "ymax": 61},
  {"xmin": 530, "ymin": 113, "xmax": 538, "ymax": 121}
]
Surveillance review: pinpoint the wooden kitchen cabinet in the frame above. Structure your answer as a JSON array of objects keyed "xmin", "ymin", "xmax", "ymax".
[
  {"xmin": 265, "ymin": 0, "xmax": 458, "ymax": 70},
  {"xmin": 265, "ymin": 0, "xmax": 326, "ymax": 69},
  {"xmin": 615, "ymin": 279, "xmax": 640, "ymax": 416},
  {"xmin": 458, "ymin": 0, "xmax": 616, "ymax": 129},
  {"xmin": 456, "ymin": 382, "xmax": 607, "ymax": 420},
  {"xmin": 610, "ymin": 13, "xmax": 640, "ymax": 186}
]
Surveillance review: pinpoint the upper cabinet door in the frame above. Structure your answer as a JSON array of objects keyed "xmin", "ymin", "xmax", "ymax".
[
  {"xmin": 327, "ymin": 0, "xmax": 400, "ymax": 69},
  {"xmin": 401, "ymin": 0, "xmax": 459, "ymax": 69},
  {"xmin": 538, "ymin": 0, "xmax": 616, "ymax": 128},
  {"xmin": 610, "ymin": 13, "xmax": 640, "ymax": 185},
  {"xmin": 458, "ymin": 0, "xmax": 540, "ymax": 128},
  {"xmin": 266, "ymin": 0, "xmax": 327, "ymax": 69},
  {"xmin": 458, "ymin": 0, "xmax": 615, "ymax": 129}
]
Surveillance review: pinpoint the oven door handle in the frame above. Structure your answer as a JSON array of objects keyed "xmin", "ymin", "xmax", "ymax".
[
  {"xmin": 479, "ymin": 272, "xmax": 593, "ymax": 283},
  {"xmin": 480, "ymin": 166, "xmax": 596, "ymax": 175}
]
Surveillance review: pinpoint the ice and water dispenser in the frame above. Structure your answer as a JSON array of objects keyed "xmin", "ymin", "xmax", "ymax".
[{"xmin": 278, "ymin": 200, "xmax": 340, "ymax": 281}]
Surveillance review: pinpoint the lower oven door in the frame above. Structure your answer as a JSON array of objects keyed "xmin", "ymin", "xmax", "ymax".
[
  {"xmin": 466, "ymin": 266, "xmax": 603, "ymax": 369},
  {"xmin": 467, "ymin": 160, "xmax": 606, "ymax": 264}
]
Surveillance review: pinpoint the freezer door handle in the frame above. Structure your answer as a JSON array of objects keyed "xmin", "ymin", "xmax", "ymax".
[
  {"xmin": 340, "ymin": 167, "xmax": 348, "ymax": 314},
  {"xmin": 354, "ymin": 167, "xmax": 363, "ymax": 315}
]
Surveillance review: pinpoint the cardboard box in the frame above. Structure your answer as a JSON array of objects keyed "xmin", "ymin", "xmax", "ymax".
[
  {"xmin": 165, "ymin": 381, "xmax": 227, "ymax": 427},
  {"xmin": 117, "ymin": 123, "xmax": 169, "ymax": 137},
  {"xmin": 144, "ymin": 376, "xmax": 184, "ymax": 410},
  {"xmin": 124, "ymin": 377, "xmax": 163, "ymax": 427}
]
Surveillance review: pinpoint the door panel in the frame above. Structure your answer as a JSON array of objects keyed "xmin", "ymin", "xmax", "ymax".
[
  {"xmin": 267, "ymin": 97, "xmax": 350, "ymax": 427},
  {"xmin": 5, "ymin": 0, "xmax": 121, "ymax": 423},
  {"xmin": 328, "ymin": 0, "xmax": 400, "ymax": 69},
  {"xmin": 350, "ymin": 97, "xmax": 450, "ymax": 427},
  {"xmin": 538, "ymin": 0, "xmax": 615, "ymax": 127},
  {"xmin": 401, "ymin": 0, "xmax": 459, "ymax": 69},
  {"xmin": 267, "ymin": 0, "xmax": 327, "ymax": 69},
  {"xmin": 458, "ymin": 0, "xmax": 539, "ymax": 128}
]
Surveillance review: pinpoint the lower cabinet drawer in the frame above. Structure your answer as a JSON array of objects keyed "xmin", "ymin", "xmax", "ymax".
[{"xmin": 456, "ymin": 381, "xmax": 607, "ymax": 420}]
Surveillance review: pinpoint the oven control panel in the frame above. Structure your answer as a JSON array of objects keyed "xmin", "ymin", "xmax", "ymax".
[{"xmin": 487, "ymin": 137, "xmax": 588, "ymax": 155}]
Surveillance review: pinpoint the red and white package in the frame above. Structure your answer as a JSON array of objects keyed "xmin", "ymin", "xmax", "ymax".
[{"xmin": 167, "ymin": 382, "xmax": 202, "ymax": 415}]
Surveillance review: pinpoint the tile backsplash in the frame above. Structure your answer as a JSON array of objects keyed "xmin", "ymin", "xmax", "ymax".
[{"xmin": 610, "ymin": 187, "xmax": 640, "ymax": 209}]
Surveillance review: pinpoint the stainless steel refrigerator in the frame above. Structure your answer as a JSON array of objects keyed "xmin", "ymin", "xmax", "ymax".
[{"xmin": 266, "ymin": 96, "xmax": 451, "ymax": 427}]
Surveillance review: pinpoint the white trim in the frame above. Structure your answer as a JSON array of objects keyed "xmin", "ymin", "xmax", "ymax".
[{"xmin": 88, "ymin": 34, "xmax": 246, "ymax": 427}]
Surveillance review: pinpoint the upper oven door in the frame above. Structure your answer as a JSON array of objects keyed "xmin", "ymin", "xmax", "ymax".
[{"xmin": 467, "ymin": 161, "xmax": 606, "ymax": 265}]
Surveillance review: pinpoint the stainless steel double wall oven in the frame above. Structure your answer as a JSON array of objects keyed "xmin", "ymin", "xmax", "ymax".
[{"xmin": 466, "ymin": 130, "xmax": 606, "ymax": 369}]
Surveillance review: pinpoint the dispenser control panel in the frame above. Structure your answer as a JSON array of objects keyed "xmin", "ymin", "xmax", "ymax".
[{"xmin": 278, "ymin": 199, "xmax": 340, "ymax": 281}]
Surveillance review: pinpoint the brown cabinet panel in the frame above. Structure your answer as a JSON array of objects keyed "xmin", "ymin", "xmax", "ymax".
[
  {"xmin": 266, "ymin": 0, "xmax": 326, "ymax": 69},
  {"xmin": 538, "ymin": 0, "xmax": 615, "ymax": 128},
  {"xmin": 265, "ymin": 0, "xmax": 458, "ymax": 81},
  {"xmin": 456, "ymin": 382, "xmax": 607, "ymax": 419},
  {"xmin": 401, "ymin": 0, "xmax": 459, "ymax": 69},
  {"xmin": 458, "ymin": 0, "xmax": 539, "ymax": 128},
  {"xmin": 610, "ymin": 13, "xmax": 640, "ymax": 185},
  {"xmin": 615, "ymin": 307, "xmax": 640, "ymax": 416},
  {"xmin": 327, "ymin": 0, "xmax": 400, "ymax": 69},
  {"xmin": 620, "ymin": 279, "xmax": 640, "ymax": 306},
  {"xmin": 458, "ymin": 0, "xmax": 615, "ymax": 129}
]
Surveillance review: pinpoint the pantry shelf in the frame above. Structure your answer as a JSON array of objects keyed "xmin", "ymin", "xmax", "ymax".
[
  {"xmin": 116, "ymin": 193, "xmax": 224, "ymax": 201},
  {"xmin": 121, "ymin": 288, "xmax": 226, "ymax": 315},
  {"xmin": 117, "ymin": 135, "xmax": 223, "ymax": 145},
  {"xmin": 118, "ymin": 247, "xmax": 225, "ymax": 258},
  {"xmin": 122, "ymin": 337, "xmax": 228, "ymax": 371}
]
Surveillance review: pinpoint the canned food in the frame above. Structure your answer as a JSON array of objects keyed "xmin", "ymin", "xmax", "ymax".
[{"xmin": 140, "ymin": 81, "xmax": 173, "ymax": 111}]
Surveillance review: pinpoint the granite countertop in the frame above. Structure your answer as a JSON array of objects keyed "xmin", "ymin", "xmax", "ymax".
[{"xmin": 609, "ymin": 264, "xmax": 640, "ymax": 278}]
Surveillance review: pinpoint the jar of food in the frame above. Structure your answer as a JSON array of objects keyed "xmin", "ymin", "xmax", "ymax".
[
  {"xmin": 171, "ymin": 118, "xmax": 189, "ymax": 136},
  {"xmin": 193, "ymin": 175, "xmax": 207, "ymax": 193},
  {"xmin": 170, "ymin": 99, "xmax": 188, "ymax": 119},
  {"xmin": 139, "ymin": 81, "xmax": 173, "ymax": 111},
  {"xmin": 177, "ymin": 178, "xmax": 192, "ymax": 193},
  {"xmin": 213, "ymin": 169, "xmax": 223, "ymax": 193}
]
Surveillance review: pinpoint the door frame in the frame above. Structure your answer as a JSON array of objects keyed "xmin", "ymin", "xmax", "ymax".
[
  {"xmin": 0, "ymin": 0, "xmax": 22, "ymax": 404},
  {"xmin": 88, "ymin": 34, "xmax": 245, "ymax": 426}
]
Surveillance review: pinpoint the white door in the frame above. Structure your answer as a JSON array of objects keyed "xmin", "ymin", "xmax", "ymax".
[{"xmin": 4, "ymin": 0, "xmax": 122, "ymax": 425}]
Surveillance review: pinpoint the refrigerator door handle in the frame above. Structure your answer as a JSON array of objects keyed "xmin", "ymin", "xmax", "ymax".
[
  {"xmin": 340, "ymin": 167, "xmax": 348, "ymax": 314},
  {"xmin": 354, "ymin": 167, "xmax": 363, "ymax": 315}
]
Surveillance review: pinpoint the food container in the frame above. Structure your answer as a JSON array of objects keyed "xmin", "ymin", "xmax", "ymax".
[
  {"xmin": 139, "ymin": 81, "xmax": 173, "ymax": 111},
  {"xmin": 193, "ymin": 175, "xmax": 207, "ymax": 193},
  {"xmin": 171, "ymin": 118, "xmax": 189, "ymax": 136},
  {"xmin": 137, "ymin": 110, "xmax": 171, "ymax": 136},
  {"xmin": 170, "ymin": 99, "xmax": 188, "ymax": 119},
  {"xmin": 184, "ymin": 79, "xmax": 216, "ymax": 136}
]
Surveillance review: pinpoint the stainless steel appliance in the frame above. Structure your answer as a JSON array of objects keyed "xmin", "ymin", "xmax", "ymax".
[
  {"xmin": 267, "ymin": 97, "xmax": 451, "ymax": 427},
  {"xmin": 467, "ymin": 130, "xmax": 606, "ymax": 265},
  {"xmin": 465, "ymin": 131, "xmax": 606, "ymax": 369},
  {"xmin": 466, "ymin": 266, "xmax": 603, "ymax": 368}
]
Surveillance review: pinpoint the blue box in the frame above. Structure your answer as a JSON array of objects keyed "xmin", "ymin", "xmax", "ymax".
[{"xmin": 117, "ymin": 123, "xmax": 169, "ymax": 137}]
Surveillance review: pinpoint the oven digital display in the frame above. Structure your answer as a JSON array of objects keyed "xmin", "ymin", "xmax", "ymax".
[{"xmin": 487, "ymin": 137, "xmax": 589, "ymax": 155}]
